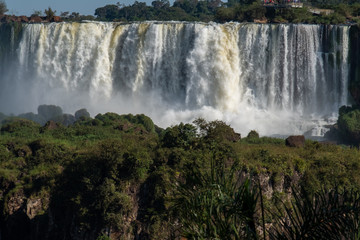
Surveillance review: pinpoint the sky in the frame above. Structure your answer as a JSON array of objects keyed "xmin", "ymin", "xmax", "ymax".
[{"xmin": 5, "ymin": 0, "xmax": 147, "ymax": 16}]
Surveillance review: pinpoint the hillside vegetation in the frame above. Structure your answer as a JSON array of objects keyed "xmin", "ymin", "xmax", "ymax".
[{"xmin": 1, "ymin": 106, "xmax": 360, "ymax": 239}]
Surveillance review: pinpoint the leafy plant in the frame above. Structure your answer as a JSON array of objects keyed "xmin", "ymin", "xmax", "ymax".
[
  {"xmin": 171, "ymin": 159, "xmax": 259, "ymax": 239},
  {"xmin": 269, "ymin": 186, "xmax": 360, "ymax": 240}
]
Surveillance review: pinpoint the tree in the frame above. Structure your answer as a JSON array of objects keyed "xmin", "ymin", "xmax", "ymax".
[
  {"xmin": 60, "ymin": 11, "xmax": 70, "ymax": 18},
  {"xmin": 173, "ymin": 0, "xmax": 199, "ymax": 14},
  {"xmin": 0, "ymin": 0, "xmax": 8, "ymax": 15},
  {"xmin": 44, "ymin": 7, "xmax": 56, "ymax": 20},
  {"xmin": 31, "ymin": 10, "xmax": 43, "ymax": 17},
  {"xmin": 152, "ymin": 0, "xmax": 170, "ymax": 9},
  {"xmin": 95, "ymin": 4, "xmax": 120, "ymax": 21}
]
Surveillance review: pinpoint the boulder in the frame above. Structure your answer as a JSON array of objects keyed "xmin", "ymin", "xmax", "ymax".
[
  {"xmin": 37, "ymin": 104, "xmax": 63, "ymax": 122},
  {"xmin": 285, "ymin": 135, "xmax": 305, "ymax": 147},
  {"xmin": 50, "ymin": 16, "xmax": 62, "ymax": 22},
  {"xmin": 29, "ymin": 16, "xmax": 43, "ymax": 23},
  {"xmin": 2, "ymin": 15, "xmax": 17, "ymax": 23},
  {"xmin": 18, "ymin": 15, "xmax": 29, "ymax": 22},
  {"xmin": 42, "ymin": 120, "xmax": 60, "ymax": 130}
]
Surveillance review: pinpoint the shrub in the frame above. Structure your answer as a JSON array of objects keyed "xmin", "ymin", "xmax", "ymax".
[
  {"xmin": 0, "ymin": 0, "xmax": 7, "ymax": 15},
  {"xmin": 161, "ymin": 123, "xmax": 197, "ymax": 148},
  {"xmin": 247, "ymin": 130, "xmax": 259, "ymax": 139},
  {"xmin": 1, "ymin": 118, "xmax": 40, "ymax": 137}
]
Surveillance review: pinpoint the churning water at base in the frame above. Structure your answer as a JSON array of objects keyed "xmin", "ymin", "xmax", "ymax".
[{"xmin": 0, "ymin": 22, "xmax": 350, "ymax": 136}]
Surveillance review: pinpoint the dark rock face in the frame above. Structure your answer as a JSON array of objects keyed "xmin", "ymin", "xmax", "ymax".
[
  {"xmin": 0, "ymin": 14, "xmax": 62, "ymax": 23},
  {"xmin": 285, "ymin": 135, "xmax": 305, "ymax": 147},
  {"xmin": 61, "ymin": 114, "xmax": 76, "ymax": 126},
  {"xmin": 75, "ymin": 108, "xmax": 90, "ymax": 120},
  {"xmin": 349, "ymin": 26, "xmax": 360, "ymax": 106},
  {"xmin": 42, "ymin": 120, "xmax": 60, "ymax": 130},
  {"xmin": 37, "ymin": 105, "xmax": 63, "ymax": 123}
]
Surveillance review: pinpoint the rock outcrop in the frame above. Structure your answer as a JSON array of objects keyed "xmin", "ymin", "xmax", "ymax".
[
  {"xmin": 75, "ymin": 108, "xmax": 90, "ymax": 120},
  {"xmin": 0, "ymin": 14, "xmax": 62, "ymax": 23},
  {"xmin": 29, "ymin": 16, "xmax": 43, "ymax": 23},
  {"xmin": 42, "ymin": 120, "xmax": 61, "ymax": 130},
  {"xmin": 285, "ymin": 135, "xmax": 305, "ymax": 147}
]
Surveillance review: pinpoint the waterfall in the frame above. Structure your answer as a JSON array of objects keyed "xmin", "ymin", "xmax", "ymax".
[{"xmin": 0, "ymin": 22, "xmax": 350, "ymax": 136}]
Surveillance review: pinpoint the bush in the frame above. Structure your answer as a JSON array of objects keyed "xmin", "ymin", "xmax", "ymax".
[
  {"xmin": 0, "ymin": 0, "xmax": 8, "ymax": 15},
  {"xmin": 1, "ymin": 118, "xmax": 40, "ymax": 137},
  {"xmin": 337, "ymin": 106, "xmax": 360, "ymax": 144},
  {"xmin": 161, "ymin": 123, "xmax": 197, "ymax": 148},
  {"xmin": 247, "ymin": 130, "xmax": 259, "ymax": 139}
]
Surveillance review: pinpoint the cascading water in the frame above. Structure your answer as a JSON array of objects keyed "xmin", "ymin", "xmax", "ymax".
[{"xmin": 0, "ymin": 22, "xmax": 350, "ymax": 136}]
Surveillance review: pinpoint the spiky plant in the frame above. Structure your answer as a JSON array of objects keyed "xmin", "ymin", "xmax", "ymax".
[
  {"xmin": 171, "ymin": 159, "xmax": 259, "ymax": 240},
  {"xmin": 269, "ymin": 186, "xmax": 360, "ymax": 240}
]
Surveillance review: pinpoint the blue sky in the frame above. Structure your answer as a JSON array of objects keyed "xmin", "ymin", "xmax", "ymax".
[{"xmin": 5, "ymin": 0, "xmax": 149, "ymax": 16}]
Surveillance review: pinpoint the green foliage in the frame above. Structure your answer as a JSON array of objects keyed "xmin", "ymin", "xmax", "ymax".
[
  {"xmin": 44, "ymin": 7, "xmax": 56, "ymax": 20},
  {"xmin": 94, "ymin": 4, "xmax": 120, "ymax": 21},
  {"xmin": 339, "ymin": 109, "xmax": 360, "ymax": 132},
  {"xmin": 94, "ymin": 112, "xmax": 156, "ymax": 133},
  {"xmin": 247, "ymin": 130, "xmax": 259, "ymax": 139},
  {"xmin": 215, "ymin": 7, "xmax": 236, "ymax": 22},
  {"xmin": 193, "ymin": 118, "xmax": 240, "ymax": 143},
  {"xmin": 269, "ymin": 186, "xmax": 360, "ymax": 240},
  {"xmin": 89, "ymin": 0, "xmax": 359, "ymax": 23},
  {"xmin": 96, "ymin": 235, "xmax": 111, "ymax": 240},
  {"xmin": 1, "ymin": 118, "xmax": 40, "ymax": 137},
  {"xmin": 172, "ymin": 159, "xmax": 258, "ymax": 239},
  {"xmin": 161, "ymin": 123, "xmax": 197, "ymax": 148},
  {"xmin": 337, "ymin": 105, "xmax": 360, "ymax": 144},
  {"xmin": 273, "ymin": 7, "xmax": 313, "ymax": 23},
  {"xmin": 0, "ymin": 0, "xmax": 8, "ymax": 15},
  {"xmin": 1, "ymin": 109, "xmax": 360, "ymax": 238}
]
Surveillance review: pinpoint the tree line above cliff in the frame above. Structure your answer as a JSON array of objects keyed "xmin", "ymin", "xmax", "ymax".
[
  {"xmin": 91, "ymin": 0, "xmax": 360, "ymax": 24},
  {"xmin": 2, "ymin": 0, "xmax": 360, "ymax": 24}
]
